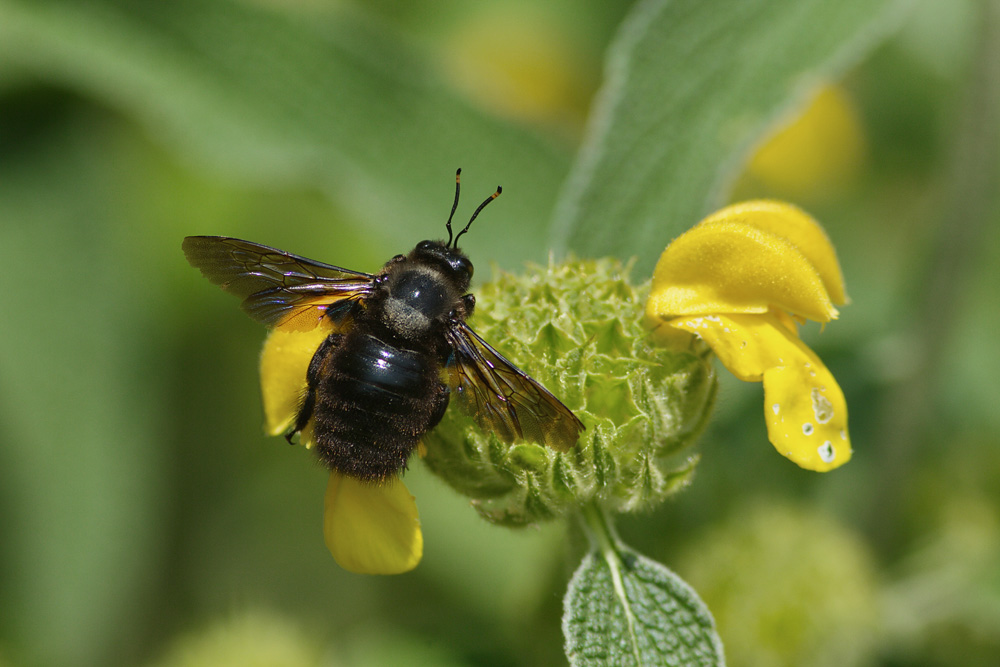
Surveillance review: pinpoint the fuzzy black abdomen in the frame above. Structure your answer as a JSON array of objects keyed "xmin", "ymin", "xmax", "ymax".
[{"xmin": 312, "ymin": 333, "xmax": 447, "ymax": 481}]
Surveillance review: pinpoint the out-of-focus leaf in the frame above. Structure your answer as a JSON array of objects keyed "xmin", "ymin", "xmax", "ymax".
[
  {"xmin": 563, "ymin": 546, "xmax": 724, "ymax": 666},
  {"xmin": 0, "ymin": 120, "xmax": 164, "ymax": 667},
  {"xmin": 0, "ymin": 0, "xmax": 569, "ymax": 267},
  {"xmin": 550, "ymin": 0, "xmax": 914, "ymax": 273}
]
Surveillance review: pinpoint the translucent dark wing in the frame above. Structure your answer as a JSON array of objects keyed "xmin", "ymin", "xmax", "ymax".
[
  {"xmin": 444, "ymin": 322, "xmax": 584, "ymax": 451},
  {"xmin": 182, "ymin": 236, "xmax": 374, "ymax": 331}
]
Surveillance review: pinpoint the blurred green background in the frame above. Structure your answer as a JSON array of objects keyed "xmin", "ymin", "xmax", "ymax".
[{"xmin": 1, "ymin": 1, "xmax": 998, "ymax": 666}]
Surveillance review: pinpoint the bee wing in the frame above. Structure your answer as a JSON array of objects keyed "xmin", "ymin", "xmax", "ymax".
[
  {"xmin": 182, "ymin": 236, "xmax": 374, "ymax": 331},
  {"xmin": 444, "ymin": 322, "xmax": 584, "ymax": 451}
]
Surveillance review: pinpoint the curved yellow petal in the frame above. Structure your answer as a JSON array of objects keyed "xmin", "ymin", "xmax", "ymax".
[
  {"xmin": 697, "ymin": 200, "xmax": 847, "ymax": 305},
  {"xmin": 259, "ymin": 323, "xmax": 333, "ymax": 436},
  {"xmin": 323, "ymin": 472, "xmax": 423, "ymax": 575},
  {"xmin": 668, "ymin": 312, "xmax": 850, "ymax": 471},
  {"xmin": 764, "ymin": 360, "xmax": 851, "ymax": 472},
  {"xmin": 648, "ymin": 220, "xmax": 838, "ymax": 323},
  {"xmin": 667, "ymin": 312, "xmax": 796, "ymax": 382}
]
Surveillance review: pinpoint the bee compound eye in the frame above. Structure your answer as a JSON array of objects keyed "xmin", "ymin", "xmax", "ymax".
[{"xmin": 452, "ymin": 256, "xmax": 473, "ymax": 280}]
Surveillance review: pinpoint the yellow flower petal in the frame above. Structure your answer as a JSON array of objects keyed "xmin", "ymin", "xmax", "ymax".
[
  {"xmin": 772, "ymin": 308, "xmax": 802, "ymax": 335},
  {"xmin": 259, "ymin": 323, "xmax": 333, "ymax": 436},
  {"xmin": 648, "ymin": 220, "xmax": 838, "ymax": 323},
  {"xmin": 668, "ymin": 312, "xmax": 796, "ymax": 382},
  {"xmin": 668, "ymin": 312, "xmax": 850, "ymax": 471},
  {"xmin": 696, "ymin": 201, "xmax": 847, "ymax": 305},
  {"xmin": 323, "ymin": 472, "xmax": 423, "ymax": 575},
  {"xmin": 763, "ymin": 361, "xmax": 851, "ymax": 472}
]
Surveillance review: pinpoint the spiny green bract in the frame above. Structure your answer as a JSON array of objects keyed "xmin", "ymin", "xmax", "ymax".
[{"xmin": 422, "ymin": 257, "xmax": 717, "ymax": 525}]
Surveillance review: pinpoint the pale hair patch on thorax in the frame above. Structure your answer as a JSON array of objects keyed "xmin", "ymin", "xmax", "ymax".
[
  {"xmin": 383, "ymin": 299, "xmax": 432, "ymax": 338},
  {"xmin": 382, "ymin": 264, "xmax": 447, "ymax": 339}
]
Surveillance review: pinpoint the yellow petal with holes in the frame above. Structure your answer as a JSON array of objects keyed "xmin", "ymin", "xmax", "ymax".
[
  {"xmin": 764, "ymin": 360, "xmax": 851, "ymax": 472},
  {"xmin": 259, "ymin": 323, "xmax": 332, "ymax": 436},
  {"xmin": 668, "ymin": 312, "xmax": 850, "ymax": 471},
  {"xmin": 696, "ymin": 201, "xmax": 847, "ymax": 305},
  {"xmin": 647, "ymin": 220, "xmax": 838, "ymax": 323},
  {"xmin": 323, "ymin": 472, "xmax": 423, "ymax": 575}
]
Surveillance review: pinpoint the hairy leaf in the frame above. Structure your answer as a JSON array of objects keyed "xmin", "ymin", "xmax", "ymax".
[
  {"xmin": 551, "ymin": 0, "xmax": 913, "ymax": 272},
  {"xmin": 564, "ymin": 546, "xmax": 724, "ymax": 666}
]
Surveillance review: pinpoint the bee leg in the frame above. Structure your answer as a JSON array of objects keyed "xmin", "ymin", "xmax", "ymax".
[
  {"xmin": 285, "ymin": 333, "xmax": 343, "ymax": 444},
  {"xmin": 461, "ymin": 293, "xmax": 475, "ymax": 318}
]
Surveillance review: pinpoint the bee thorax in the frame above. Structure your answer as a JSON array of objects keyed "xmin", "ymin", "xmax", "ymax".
[
  {"xmin": 382, "ymin": 299, "xmax": 433, "ymax": 338},
  {"xmin": 381, "ymin": 267, "xmax": 454, "ymax": 339}
]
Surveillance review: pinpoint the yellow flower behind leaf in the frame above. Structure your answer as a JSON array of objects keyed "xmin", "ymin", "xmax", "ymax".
[
  {"xmin": 646, "ymin": 201, "xmax": 851, "ymax": 471},
  {"xmin": 260, "ymin": 324, "xmax": 423, "ymax": 575},
  {"xmin": 746, "ymin": 84, "xmax": 866, "ymax": 199}
]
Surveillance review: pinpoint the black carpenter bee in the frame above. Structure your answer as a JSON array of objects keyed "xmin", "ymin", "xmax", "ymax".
[{"xmin": 183, "ymin": 169, "xmax": 583, "ymax": 482}]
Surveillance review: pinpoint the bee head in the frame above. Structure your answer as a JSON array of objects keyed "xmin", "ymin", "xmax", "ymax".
[{"xmin": 412, "ymin": 240, "xmax": 475, "ymax": 290}]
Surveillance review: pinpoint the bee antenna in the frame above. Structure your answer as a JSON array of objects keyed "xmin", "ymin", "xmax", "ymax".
[
  {"xmin": 453, "ymin": 184, "xmax": 502, "ymax": 248},
  {"xmin": 446, "ymin": 168, "xmax": 462, "ymax": 247}
]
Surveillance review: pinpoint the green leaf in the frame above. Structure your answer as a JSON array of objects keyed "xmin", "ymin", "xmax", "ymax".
[
  {"xmin": 564, "ymin": 506, "xmax": 724, "ymax": 666},
  {"xmin": 551, "ymin": 0, "xmax": 914, "ymax": 273},
  {"xmin": 0, "ymin": 0, "xmax": 568, "ymax": 267},
  {"xmin": 0, "ymin": 121, "xmax": 165, "ymax": 667},
  {"xmin": 564, "ymin": 548, "xmax": 724, "ymax": 667}
]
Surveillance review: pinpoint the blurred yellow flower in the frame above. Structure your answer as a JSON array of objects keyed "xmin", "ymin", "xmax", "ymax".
[
  {"xmin": 441, "ymin": 6, "xmax": 588, "ymax": 133},
  {"xmin": 646, "ymin": 201, "xmax": 851, "ymax": 471},
  {"xmin": 260, "ymin": 323, "xmax": 422, "ymax": 575},
  {"xmin": 746, "ymin": 84, "xmax": 866, "ymax": 199}
]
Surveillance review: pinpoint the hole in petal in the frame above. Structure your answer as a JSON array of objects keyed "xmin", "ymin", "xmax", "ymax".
[
  {"xmin": 818, "ymin": 441, "xmax": 835, "ymax": 463},
  {"xmin": 771, "ymin": 403, "xmax": 781, "ymax": 415},
  {"xmin": 802, "ymin": 423, "xmax": 814, "ymax": 436},
  {"xmin": 812, "ymin": 387, "xmax": 834, "ymax": 424}
]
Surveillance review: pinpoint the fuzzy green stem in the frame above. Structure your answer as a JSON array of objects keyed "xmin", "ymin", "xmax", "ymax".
[{"xmin": 579, "ymin": 501, "xmax": 643, "ymax": 666}]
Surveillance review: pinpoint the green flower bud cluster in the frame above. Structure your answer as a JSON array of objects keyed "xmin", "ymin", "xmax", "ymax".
[{"xmin": 422, "ymin": 257, "xmax": 717, "ymax": 525}]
